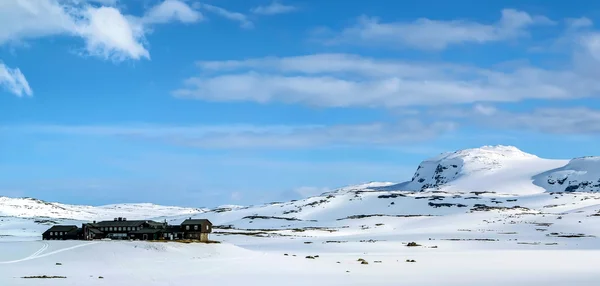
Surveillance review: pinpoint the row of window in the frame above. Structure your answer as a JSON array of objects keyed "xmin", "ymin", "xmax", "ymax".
[
  {"xmin": 51, "ymin": 225, "xmax": 209, "ymax": 236},
  {"xmin": 184, "ymin": 225, "xmax": 209, "ymax": 231},
  {"xmin": 99, "ymin": 226, "xmax": 141, "ymax": 232}
]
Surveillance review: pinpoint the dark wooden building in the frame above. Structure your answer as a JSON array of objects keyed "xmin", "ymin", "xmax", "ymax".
[
  {"xmin": 42, "ymin": 225, "xmax": 80, "ymax": 240},
  {"xmin": 82, "ymin": 217, "xmax": 167, "ymax": 240},
  {"xmin": 181, "ymin": 219, "xmax": 213, "ymax": 242},
  {"xmin": 43, "ymin": 217, "xmax": 212, "ymax": 242}
]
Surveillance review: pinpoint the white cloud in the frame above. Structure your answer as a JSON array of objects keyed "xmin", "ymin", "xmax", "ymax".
[
  {"xmin": 174, "ymin": 53, "xmax": 600, "ymax": 107},
  {"xmin": 0, "ymin": 0, "xmax": 202, "ymax": 62},
  {"xmin": 566, "ymin": 17, "xmax": 593, "ymax": 30},
  {"xmin": 0, "ymin": 0, "xmax": 78, "ymax": 45},
  {"xmin": 8, "ymin": 121, "xmax": 456, "ymax": 148},
  {"xmin": 0, "ymin": 63, "xmax": 32, "ymax": 97},
  {"xmin": 76, "ymin": 6, "xmax": 149, "ymax": 61},
  {"xmin": 251, "ymin": 1, "xmax": 297, "ymax": 15},
  {"xmin": 473, "ymin": 104, "xmax": 497, "ymax": 116},
  {"xmin": 482, "ymin": 107, "xmax": 600, "ymax": 134},
  {"xmin": 432, "ymin": 105, "xmax": 600, "ymax": 135},
  {"xmin": 324, "ymin": 9, "xmax": 554, "ymax": 50},
  {"xmin": 200, "ymin": 4, "xmax": 253, "ymax": 29},
  {"xmin": 579, "ymin": 32, "xmax": 600, "ymax": 62},
  {"xmin": 69, "ymin": 0, "xmax": 119, "ymax": 5},
  {"xmin": 141, "ymin": 0, "xmax": 203, "ymax": 24}
]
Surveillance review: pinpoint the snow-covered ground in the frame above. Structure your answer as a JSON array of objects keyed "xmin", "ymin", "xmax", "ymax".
[
  {"xmin": 2, "ymin": 240, "xmax": 600, "ymax": 286},
  {"xmin": 2, "ymin": 146, "xmax": 600, "ymax": 285}
]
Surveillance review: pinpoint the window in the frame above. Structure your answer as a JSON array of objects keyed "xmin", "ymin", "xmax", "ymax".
[
  {"xmin": 118, "ymin": 227, "xmax": 122, "ymax": 231},
  {"xmin": 194, "ymin": 225, "xmax": 198, "ymax": 230},
  {"xmin": 186, "ymin": 225, "xmax": 190, "ymax": 230},
  {"xmin": 50, "ymin": 232, "xmax": 54, "ymax": 236},
  {"xmin": 206, "ymin": 225, "xmax": 209, "ymax": 231}
]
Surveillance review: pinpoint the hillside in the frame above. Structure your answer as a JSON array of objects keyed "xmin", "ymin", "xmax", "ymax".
[
  {"xmin": 3, "ymin": 145, "xmax": 600, "ymax": 241},
  {"xmin": 3, "ymin": 146, "xmax": 600, "ymax": 286},
  {"xmin": 534, "ymin": 157, "xmax": 600, "ymax": 193},
  {"xmin": 382, "ymin": 145, "xmax": 571, "ymax": 195},
  {"xmin": 0, "ymin": 197, "xmax": 204, "ymax": 220}
]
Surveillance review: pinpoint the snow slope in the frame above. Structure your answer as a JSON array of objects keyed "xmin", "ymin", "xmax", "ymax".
[
  {"xmin": 0, "ymin": 197, "xmax": 205, "ymax": 220},
  {"xmin": 2, "ymin": 241, "xmax": 600, "ymax": 286},
  {"xmin": 534, "ymin": 157, "xmax": 600, "ymax": 193},
  {"xmin": 2, "ymin": 145, "xmax": 600, "ymax": 285},
  {"xmin": 384, "ymin": 145, "xmax": 571, "ymax": 195}
]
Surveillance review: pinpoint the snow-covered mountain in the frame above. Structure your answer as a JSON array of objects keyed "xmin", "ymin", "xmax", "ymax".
[
  {"xmin": 4, "ymin": 145, "xmax": 600, "ymax": 286},
  {"xmin": 2, "ymin": 145, "xmax": 600, "ymax": 235},
  {"xmin": 385, "ymin": 145, "xmax": 573, "ymax": 195},
  {"xmin": 0, "ymin": 197, "xmax": 205, "ymax": 220},
  {"xmin": 534, "ymin": 156, "xmax": 600, "ymax": 193}
]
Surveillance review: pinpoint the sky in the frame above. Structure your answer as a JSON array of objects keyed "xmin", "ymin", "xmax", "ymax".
[{"xmin": 2, "ymin": 0, "xmax": 600, "ymax": 207}]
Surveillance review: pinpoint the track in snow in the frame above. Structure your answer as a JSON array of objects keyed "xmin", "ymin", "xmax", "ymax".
[{"xmin": 0, "ymin": 242, "xmax": 98, "ymax": 264}]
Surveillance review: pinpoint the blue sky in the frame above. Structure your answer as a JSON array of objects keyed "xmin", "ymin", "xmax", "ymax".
[{"xmin": 2, "ymin": 0, "xmax": 600, "ymax": 207}]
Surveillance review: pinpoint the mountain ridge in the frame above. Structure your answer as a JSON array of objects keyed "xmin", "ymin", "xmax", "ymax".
[{"xmin": 2, "ymin": 145, "xmax": 599, "ymax": 224}]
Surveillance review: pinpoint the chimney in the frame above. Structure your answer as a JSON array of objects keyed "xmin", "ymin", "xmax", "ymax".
[
  {"xmin": 93, "ymin": 220, "xmax": 96, "ymax": 224},
  {"xmin": 114, "ymin": 218, "xmax": 118, "ymax": 221},
  {"xmin": 123, "ymin": 218, "xmax": 127, "ymax": 221}
]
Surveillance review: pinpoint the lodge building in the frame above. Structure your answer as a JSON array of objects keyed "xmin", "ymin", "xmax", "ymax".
[{"xmin": 42, "ymin": 217, "xmax": 213, "ymax": 242}]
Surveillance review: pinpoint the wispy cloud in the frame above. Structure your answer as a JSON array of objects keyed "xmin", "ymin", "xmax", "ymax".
[
  {"xmin": 566, "ymin": 17, "xmax": 593, "ymax": 29},
  {"xmin": 251, "ymin": 1, "xmax": 297, "ymax": 15},
  {"xmin": 5, "ymin": 121, "xmax": 456, "ymax": 149},
  {"xmin": 200, "ymin": 4, "xmax": 253, "ymax": 29},
  {"xmin": 174, "ymin": 53, "xmax": 600, "ymax": 107},
  {"xmin": 320, "ymin": 9, "xmax": 554, "ymax": 50},
  {"xmin": 432, "ymin": 105, "xmax": 600, "ymax": 135},
  {"xmin": 0, "ymin": 62, "xmax": 32, "ymax": 97},
  {"xmin": 140, "ymin": 0, "xmax": 203, "ymax": 25}
]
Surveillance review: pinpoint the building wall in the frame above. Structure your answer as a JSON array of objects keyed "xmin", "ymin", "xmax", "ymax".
[{"xmin": 185, "ymin": 232, "xmax": 209, "ymax": 241}]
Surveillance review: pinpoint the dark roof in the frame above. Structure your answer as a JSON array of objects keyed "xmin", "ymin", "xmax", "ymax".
[
  {"xmin": 146, "ymin": 221, "xmax": 166, "ymax": 227},
  {"xmin": 87, "ymin": 228, "xmax": 103, "ymax": 235},
  {"xmin": 181, "ymin": 219, "xmax": 212, "ymax": 226},
  {"xmin": 44, "ymin": 225, "xmax": 78, "ymax": 233},
  {"xmin": 95, "ymin": 220, "xmax": 156, "ymax": 227},
  {"xmin": 66, "ymin": 228, "xmax": 82, "ymax": 235}
]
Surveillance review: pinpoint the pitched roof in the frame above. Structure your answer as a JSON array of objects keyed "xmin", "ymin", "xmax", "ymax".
[
  {"xmin": 66, "ymin": 228, "xmax": 82, "ymax": 235},
  {"xmin": 181, "ymin": 219, "xmax": 212, "ymax": 226},
  {"xmin": 43, "ymin": 225, "xmax": 78, "ymax": 233},
  {"xmin": 146, "ymin": 221, "xmax": 166, "ymax": 227},
  {"xmin": 87, "ymin": 228, "xmax": 103, "ymax": 235},
  {"xmin": 94, "ymin": 220, "xmax": 156, "ymax": 227}
]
